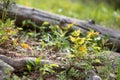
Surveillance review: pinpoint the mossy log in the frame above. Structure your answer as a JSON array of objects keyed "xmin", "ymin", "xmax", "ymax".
[{"xmin": 0, "ymin": 3, "xmax": 120, "ymax": 52}]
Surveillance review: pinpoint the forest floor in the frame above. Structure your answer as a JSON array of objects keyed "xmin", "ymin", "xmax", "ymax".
[
  {"xmin": 0, "ymin": 22, "xmax": 119, "ymax": 80},
  {"xmin": 0, "ymin": 0, "xmax": 120, "ymax": 79}
]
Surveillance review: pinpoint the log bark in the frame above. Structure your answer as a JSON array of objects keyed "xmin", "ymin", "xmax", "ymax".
[
  {"xmin": 0, "ymin": 51, "xmax": 119, "ymax": 79},
  {"xmin": 0, "ymin": 47, "xmax": 119, "ymax": 72},
  {"xmin": 0, "ymin": 54, "xmax": 103, "ymax": 80},
  {"xmin": 0, "ymin": 3, "xmax": 120, "ymax": 52}
]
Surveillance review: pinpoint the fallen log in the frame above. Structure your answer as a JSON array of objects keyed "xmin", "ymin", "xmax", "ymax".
[
  {"xmin": 0, "ymin": 3, "xmax": 120, "ymax": 52},
  {"xmin": 0, "ymin": 51, "xmax": 119, "ymax": 79},
  {"xmin": 0, "ymin": 47, "xmax": 119, "ymax": 72},
  {"xmin": 0, "ymin": 54, "xmax": 104, "ymax": 80}
]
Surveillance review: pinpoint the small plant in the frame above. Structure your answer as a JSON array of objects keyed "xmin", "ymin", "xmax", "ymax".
[
  {"xmin": 0, "ymin": 19, "xmax": 18, "ymax": 45},
  {"xmin": 58, "ymin": 28, "xmax": 111, "ymax": 79},
  {"xmin": 39, "ymin": 22, "xmax": 70, "ymax": 52},
  {"xmin": 1, "ymin": 0, "xmax": 14, "ymax": 22},
  {"xmin": 26, "ymin": 57, "xmax": 58, "ymax": 79},
  {"xmin": 39, "ymin": 63, "xmax": 58, "ymax": 80},
  {"xmin": 57, "ymin": 71, "xmax": 67, "ymax": 80},
  {"xmin": 117, "ymin": 58, "xmax": 120, "ymax": 79},
  {"xmin": 40, "ymin": 63, "xmax": 58, "ymax": 75},
  {"xmin": 26, "ymin": 57, "xmax": 42, "ymax": 72},
  {"xmin": 68, "ymin": 29, "xmax": 107, "ymax": 61},
  {"xmin": 0, "ymin": 0, "xmax": 19, "ymax": 46}
]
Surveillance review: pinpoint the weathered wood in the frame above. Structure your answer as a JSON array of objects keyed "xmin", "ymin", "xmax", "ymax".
[
  {"xmin": 0, "ymin": 55, "xmax": 55, "ymax": 71},
  {"xmin": 0, "ymin": 3, "xmax": 120, "ymax": 52},
  {"xmin": 0, "ymin": 48, "xmax": 119, "ymax": 72},
  {"xmin": 0, "ymin": 54, "xmax": 104, "ymax": 80},
  {"xmin": 0, "ymin": 51, "xmax": 119, "ymax": 79}
]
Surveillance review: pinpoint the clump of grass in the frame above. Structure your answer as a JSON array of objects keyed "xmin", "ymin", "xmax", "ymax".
[{"xmin": 0, "ymin": 0, "xmax": 18, "ymax": 45}]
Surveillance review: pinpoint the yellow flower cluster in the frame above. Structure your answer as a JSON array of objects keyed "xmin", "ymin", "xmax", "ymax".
[
  {"xmin": 69, "ymin": 29, "xmax": 101, "ymax": 59},
  {"xmin": 78, "ymin": 45, "xmax": 87, "ymax": 53},
  {"xmin": 87, "ymin": 29, "xmax": 99, "ymax": 38}
]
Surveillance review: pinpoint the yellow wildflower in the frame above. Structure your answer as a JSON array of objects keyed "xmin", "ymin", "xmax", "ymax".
[
  {"xmin": 70, "ymin": 36, "xmax": 76, "ymax": 42},
  {"xmin": 77, "ymin": 38, "xmax": 85, "ymax": 45},
  {"xmin": 7, "ymin": 29, "xmax": 14, "ymax": 35},
  {"xmin": 70, "ymin": 36, "xmax": 85, "ymax": 45},
  {"xmin": 21, "ymin": 43, "xmax": 30, "ymax": 49},
  {"xmin": 87, "ymin": 30, "xmax": 99, "ymax": 38},
  {"xmin": 94, "ymin": 32, "xmax": 99, "ymax": 36},
  {"xmin": 75, "ymin": 37, "xmax": 81, "ymax": 42},
  {"xmin": 87, "ymin": 29, "xmax": 95, "ymax": 37},
  {"xmin": 79, "ymin": 45, "xmax": 87, "ymax": 53},
  {"xmin": 1, "ymin": 36, "xmax": 9, "ymax": 40},
  {"xmin": 72, "ymin": 30, "xmax": 81, "ymax": 37},
  {"xmin": 67, "ymin": 23, "xmax": 73, "ymax": 29}
]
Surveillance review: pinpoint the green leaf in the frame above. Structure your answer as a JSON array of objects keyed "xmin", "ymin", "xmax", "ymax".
[
  {"xmin": 50, "ymin": 64, "xmax": 59, "ymax": 67},
  {"xmin": 36, "ymin": 57, "xmax": 41, "ymax": 65},
  {"xmin": 17, "ymin": 28, "xmax": 23, "ymax": 30},
  {"xmin": 22, "ymin": 20, "xmax": 26, "ymax": 26},
  {"xmin": 42, "ymin": 21, "xmax": 49, "ymax": 25},
  {"xmin": 26, "ymin": 60, "xmax": 35, "ymax": 66},
  {"xmin": 26, "ymin": 65, "xmax": 32, "ymax": 71}
]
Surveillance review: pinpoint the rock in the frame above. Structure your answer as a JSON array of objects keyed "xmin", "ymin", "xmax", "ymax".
[
  {"xmin": 110, "ymin": 73, "xmax": 116, "ymax": 79},
  {"xmin": 88, "ymin": 70, "xmax": 102, "ymax": 80},
  {"xmin": 0, "ymin": 59, "xmax": 14, "ymax": 80},
  {"xmin": 92, "ymin": 75, "xmax": 102, "ymax": 80},
  {"xmin": 109, "ymin": 51, "xmax": 120, "ymax": 59}
]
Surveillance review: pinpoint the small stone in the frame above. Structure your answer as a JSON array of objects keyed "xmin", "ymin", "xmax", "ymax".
[
  {"xmin": 110, "ymin": 73, "xmax": 116, "ymax": 79},
  {"xmin": 57, "ymin": 57, "xmax": 61, "ymax": 60},
  {"xmin": 88, "ymin": 70, "xmax": 102, "ymax": 80},
  {"xmin": 92, "ymin": 75, "xmax": 102, "ymax": 80},
  {"xmin": 51, "ymin": 55, "xmax": 57, "ymax": 59}
]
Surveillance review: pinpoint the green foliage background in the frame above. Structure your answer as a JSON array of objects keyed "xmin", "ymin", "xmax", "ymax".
[{"xmin": 16, "ymin": 0, "xmax": 120, "ymax": 29}]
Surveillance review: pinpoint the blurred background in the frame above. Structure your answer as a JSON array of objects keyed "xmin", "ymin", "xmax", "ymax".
[{"xmin": 16, "ymin": 0, "xmax": 120, "ymax": 30}]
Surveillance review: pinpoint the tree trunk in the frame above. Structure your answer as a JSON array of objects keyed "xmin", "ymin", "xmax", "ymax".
[{"xmin": 0, "ymin": 3, "xmax": 120, "ymax": 52}]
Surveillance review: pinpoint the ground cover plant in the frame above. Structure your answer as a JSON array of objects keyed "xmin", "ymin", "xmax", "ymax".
[
  {"xmin": 0, "ymin": 19, "xmax": 119, "ymax": 80},
  {"xmin": 0, "ymin": 0, "xmax": 120, "ymax": 80}
]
